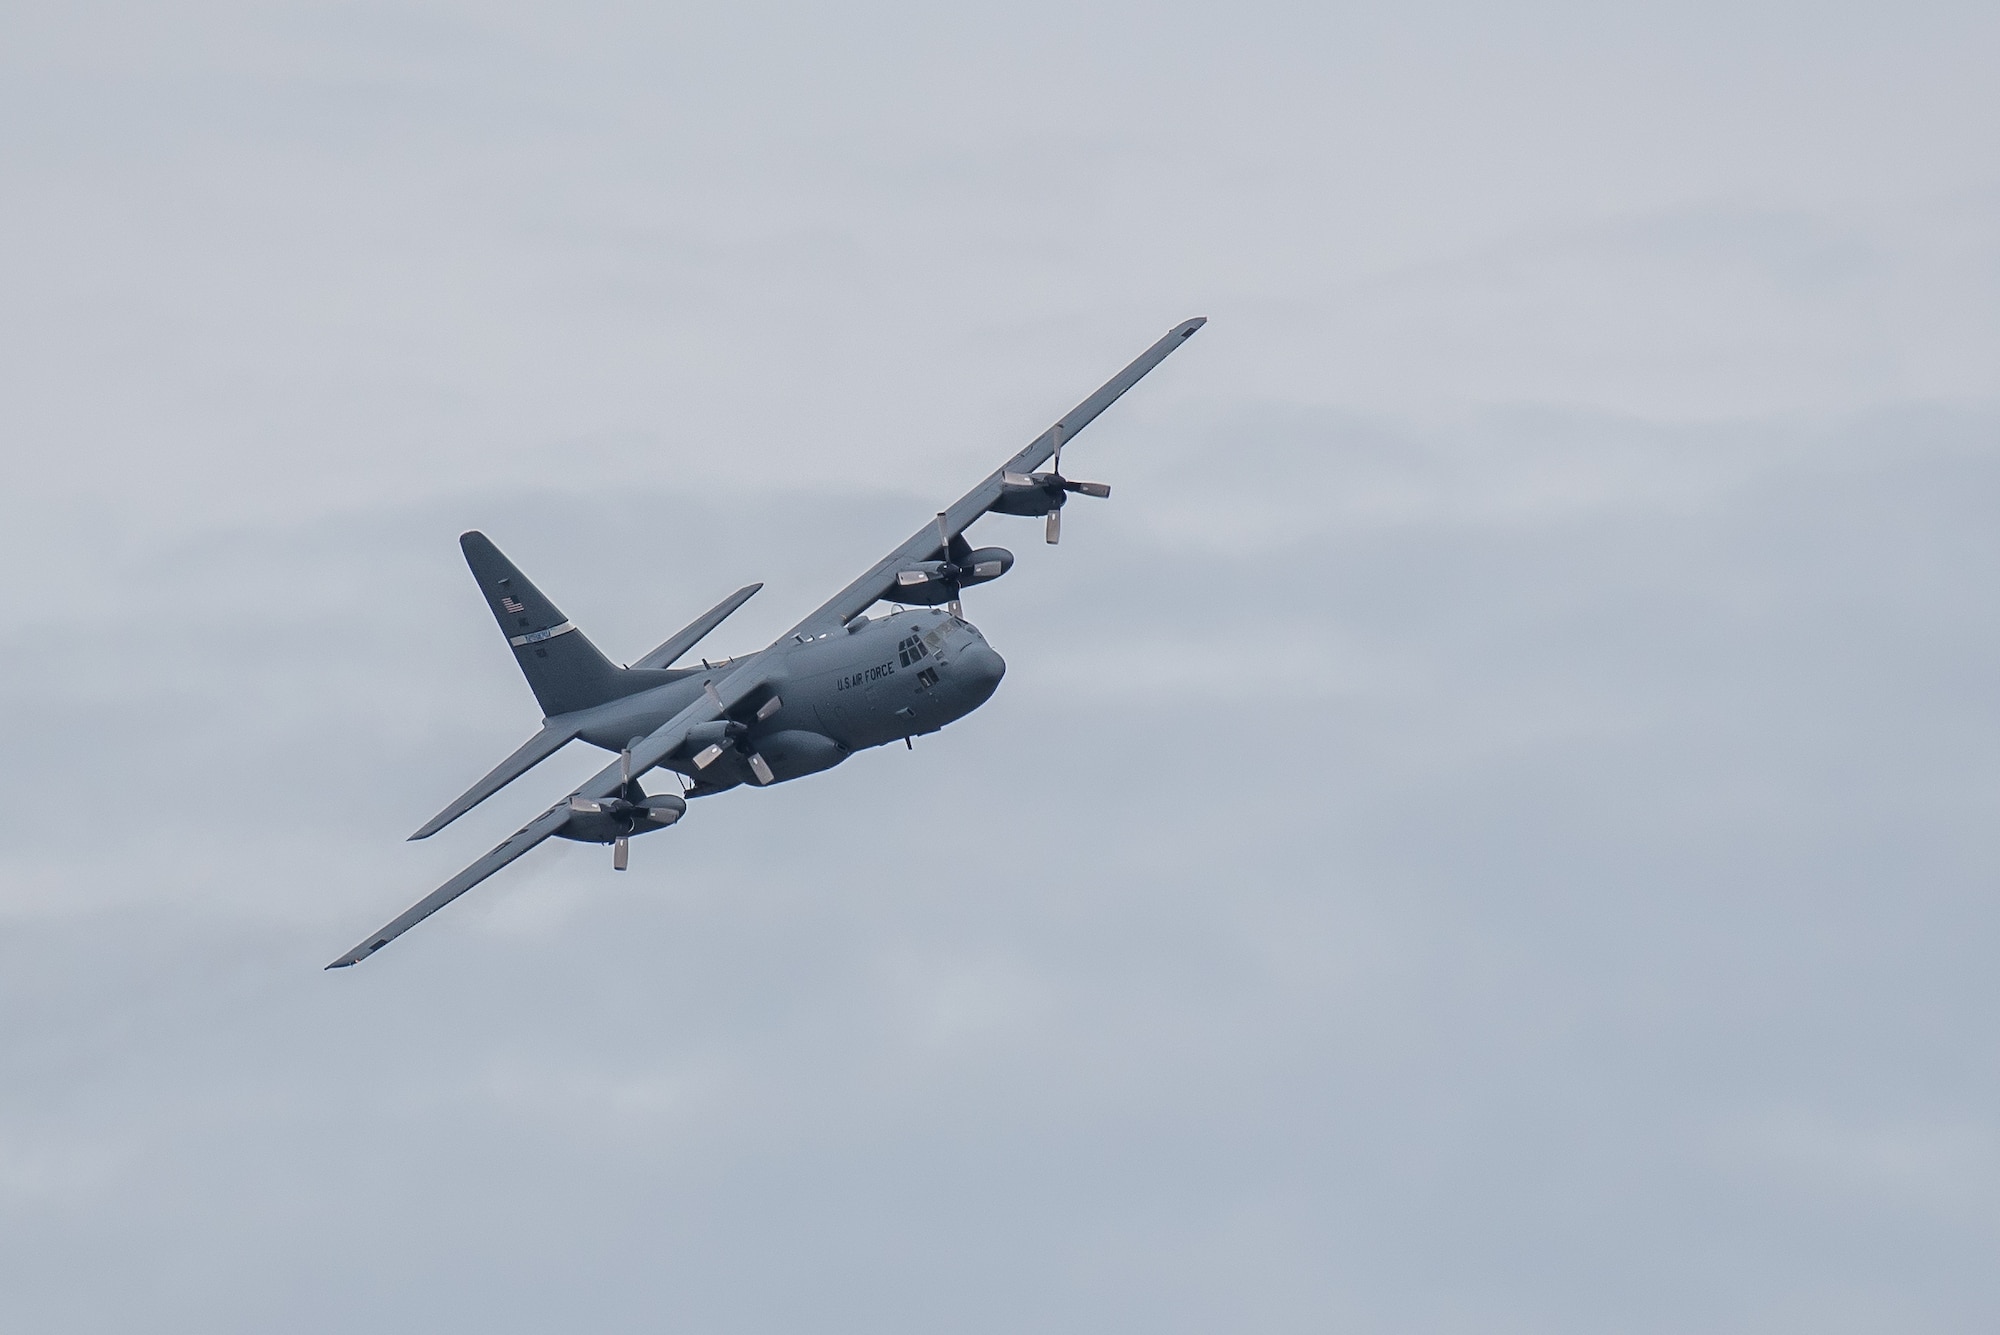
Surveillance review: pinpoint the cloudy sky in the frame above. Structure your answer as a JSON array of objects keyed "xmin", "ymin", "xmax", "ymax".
[{"xmin": 3, "ymin": 2, "xmax": 1998, "ymax": 1330}]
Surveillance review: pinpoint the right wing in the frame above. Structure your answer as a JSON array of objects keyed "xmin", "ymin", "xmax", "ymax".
[
  {"xmin": 327, "ymin": 803, "xmax": 573, "ymax": 968},
  {"xmin": 327, "ymin": 659, "xmax": 772, "ymax": 968}
]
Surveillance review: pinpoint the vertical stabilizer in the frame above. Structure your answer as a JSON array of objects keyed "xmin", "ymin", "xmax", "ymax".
[{"xmin": 460, "ymin": 531, "xmax": 625, "ymax": 717}]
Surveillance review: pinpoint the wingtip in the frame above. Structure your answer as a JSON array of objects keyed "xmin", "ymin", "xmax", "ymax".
[
  {"xmin": 328, "ymin": 937, "xmax": 392, "ymax": 969},
  {"xmin": 409, "ymin": 807, "xmax": 454, "ymax": 839},
  {"xmin": 1179, "ymin": 316, "xmax": 1207, "ymax": 334}
]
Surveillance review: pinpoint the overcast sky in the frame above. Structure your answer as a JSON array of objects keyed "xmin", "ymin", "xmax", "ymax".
[{"xmin": 3, "ymin": 2, "xmax": 1999, "ymax": 1331}]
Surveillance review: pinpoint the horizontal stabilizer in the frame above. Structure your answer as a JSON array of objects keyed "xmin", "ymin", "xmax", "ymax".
[
  {"xmin": 408, "ymin": 722, "xmax": 578, "ymax": 841},
  {"xmin": 630, "ymin": 583, "xmax": 763, "ymax": 671}
]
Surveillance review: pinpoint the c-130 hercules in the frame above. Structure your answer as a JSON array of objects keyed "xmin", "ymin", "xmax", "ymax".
[{"xmin": 328, "ymin": 318, "xmax": 1205, "ymax": 968}]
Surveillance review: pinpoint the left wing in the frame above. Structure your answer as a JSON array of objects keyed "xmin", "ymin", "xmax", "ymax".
[
  {"xmin": 780, "ymin": 316, "xmax": 1205, "ymax": 640},
  {"xmin": 326, "ymin": 659, "xmax": 771, "ymax": 968},
  {"xmin": 326, "ymin": 803, "xmax": 573, "ymax": 968}
]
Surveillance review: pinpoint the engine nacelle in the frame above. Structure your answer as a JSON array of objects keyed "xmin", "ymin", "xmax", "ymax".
[
  {"xmin": 991, "ymin": 474, "xmax": 1064, "ymax": 517},
  {"xmin": 961, "ymin": 546, "xmax": 1014, "ymax": 584},
  {"xmin": 754, "ymin": 729, "xmax": 848, "ymax": 781},
  {"xmin": 557, "ymin": 791, "xmax": 686, "ymax": 843},
  {"xmin": 889, "ymin": 547, "xmax": 1013, "ymax": 605},
  {"xmin": 683, "ymin": 729, "xmax": 849, "ymax": 796}
]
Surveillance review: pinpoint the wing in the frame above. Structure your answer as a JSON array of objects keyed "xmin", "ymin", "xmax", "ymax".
[
  {"xmin": 327, "ymin": 660, "xmax": 773, "ymax": 968},
  {"xmin": 326, "ymin": 803, "xmax": 572, "ymax": 968},
  {"xmin": 780, "ymin": 316, "xmax": 1205, "ymax": 640}
]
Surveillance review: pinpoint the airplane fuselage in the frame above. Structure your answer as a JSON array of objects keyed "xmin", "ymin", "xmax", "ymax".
[{"xmin": 562, "ymin": 607, "xmax": 1005, "ymax": 800}]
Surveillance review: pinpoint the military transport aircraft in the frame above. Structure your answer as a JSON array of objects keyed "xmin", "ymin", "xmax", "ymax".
[{"xmin": 328, "ymin": 317, "xmax": 1205, "ymax": 968}]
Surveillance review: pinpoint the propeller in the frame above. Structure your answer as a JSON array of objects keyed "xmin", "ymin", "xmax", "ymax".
[
  {"xmin": 997, "ymin": 424, "xmax": 1111, "ymax": 545},
  {"xmin": 566, "ymin": 744, "xmax": 685, "ymax": 870},
  {"xmin": 893, "ymin": 512, "xmax": 969, "ymax": 615},
  {"xmin": 691, "ymin": 683, "xmax": 782, "ymax": 784},
  {"xmin": 1044, "ymin": 424, "xmax": 1111, "ymax": 544},
  {"xmin": 937, "ymin": 512, "xmax": 963, "ymax": 617},
  {"xmin": 567, "ymin": 747, "xmax": 636, "ymax": 816}
]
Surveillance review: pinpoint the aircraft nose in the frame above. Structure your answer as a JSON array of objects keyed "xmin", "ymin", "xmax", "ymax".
[{"xmin": 958, "ymin": 642, "xmax": 1007, "ymax": 696}]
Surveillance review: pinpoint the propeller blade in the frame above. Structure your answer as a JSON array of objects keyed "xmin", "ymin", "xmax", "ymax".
[
  {"xmin": 971, "ymin": 560, "xmax": 1004, "ymax": 578},
  {"xmin": 613, "ymin": 837, "xmax": 629, "ymax": 871},
  {"xmin": 755, "ymin": 695, "xmax": 783, "ymax": 721},
  {"xmin": 1002, "ymin": 471, "xmax": 1035, "ymax": 486},
  {"xmin": 620, "ymin": 748, "xmax": 631, "ymax": 784},
  {"xmin": 704, "ymin": 681, "xmax": 724, "ymax": 710},
  {"xmin": 643, "ymin": 794, "xmax": 688, "ymax": 825},
  {"xmin": 1046, "ymin": 509, "xmax": 1061, "ymax": 544},
  {"xmin": 1051, "ymin": 423, "xmax": 1063, "ymax": 477},
  {"xmin": 748, "ymin": 752, "xmax": 775, "ymax": 785},
  {"xmin": 569, "ymin": 796, "xmax": 604, "ymax": 814},
  {"xmin": 693, "ymin": 743, "xmax": 726, "ymax": 770},
  {"xmin": 1066, "ymin": 480, "xmax": 1111, "ymax": 498},
  {"xmin": 897, "ymin": 570, "xmax": 932, "ymax": 586},
  {"xmin": 936, "ymin": 510, "xmax": 950, "ymax": 558},
  {"xmin": 948, "ymin": 600, "xmax": 963, "ymax": 618}
]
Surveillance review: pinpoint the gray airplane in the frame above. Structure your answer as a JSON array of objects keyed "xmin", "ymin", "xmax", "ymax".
[{"xmin": 328, "ymin": 317, "xmax": 1205, "ymax": 968}]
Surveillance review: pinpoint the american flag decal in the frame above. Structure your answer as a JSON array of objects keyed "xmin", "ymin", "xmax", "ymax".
[{"xmin": 501, "ymin": 597, "xmax": 525, "ymax": 614}]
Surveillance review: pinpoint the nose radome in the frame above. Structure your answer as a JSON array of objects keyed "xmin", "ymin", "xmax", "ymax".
[{"xmin": 961, "ymin": 642, "xmax": 1006, "ymax": 691}]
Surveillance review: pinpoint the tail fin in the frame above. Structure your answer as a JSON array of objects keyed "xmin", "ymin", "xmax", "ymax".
[{"xmin": 460, "ymin": 531, "xmax": 626, "ymax": 718}]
